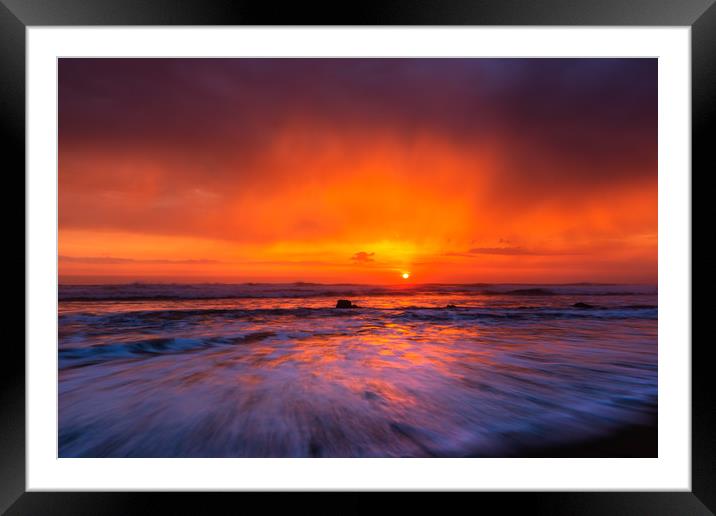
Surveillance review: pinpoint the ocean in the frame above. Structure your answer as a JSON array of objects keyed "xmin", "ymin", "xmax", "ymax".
[{"xmin": 58, "ymin": 283, "xmax": 657, "ymax": 457}]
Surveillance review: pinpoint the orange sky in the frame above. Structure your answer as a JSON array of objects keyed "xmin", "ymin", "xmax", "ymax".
[{"xmin": 58, "ymin": 58, "xmax": 657, "ymax": 284}]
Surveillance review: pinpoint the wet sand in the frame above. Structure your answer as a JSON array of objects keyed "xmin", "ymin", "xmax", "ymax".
[{"xmin": 514, "ymin": 411, "xmax": 657, "ymax": 458}]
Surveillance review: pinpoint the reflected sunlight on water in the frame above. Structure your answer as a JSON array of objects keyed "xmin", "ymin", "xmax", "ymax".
[{"xmin": 58, "ymin": 284, "xmax": 657, "ymax": 457}]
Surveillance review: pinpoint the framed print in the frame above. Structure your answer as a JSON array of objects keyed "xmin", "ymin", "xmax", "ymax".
[{"xmin": 3, "ymin": 0, "xmax": 712, "ymax": 514}]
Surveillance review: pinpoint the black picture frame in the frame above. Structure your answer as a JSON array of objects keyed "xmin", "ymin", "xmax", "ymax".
[{"xmin": 2, "ymin": 1, "xmax": 711, "ymax": 514}]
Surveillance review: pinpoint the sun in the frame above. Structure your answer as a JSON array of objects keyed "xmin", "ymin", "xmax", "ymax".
[{"xmin": 402, "ymin": 272, "xmax": 410, "ymax": 280}]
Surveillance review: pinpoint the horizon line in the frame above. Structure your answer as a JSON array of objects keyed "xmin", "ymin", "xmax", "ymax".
[{"xmin": 58, "ymin": 280, "xmax": 658, "ymax": 287}]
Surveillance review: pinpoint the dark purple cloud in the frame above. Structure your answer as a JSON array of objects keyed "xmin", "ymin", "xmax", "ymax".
[
  {"xmin": 59, "ymin": 58, "xmax": 656, "ymax": 188},
  {"xmin": 58, "ymin": 58, "xmax": 657, "ymax": 239}
]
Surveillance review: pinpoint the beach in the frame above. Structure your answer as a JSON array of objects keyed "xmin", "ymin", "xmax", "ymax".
[{"xmin": 58, "ymin": 283, "xmax": 657, "ymax": 458}]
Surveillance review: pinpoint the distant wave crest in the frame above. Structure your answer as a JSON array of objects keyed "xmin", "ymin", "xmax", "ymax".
[{"xmin": 59, "ymin": 283, "xmax": 657, "ymax": 301}]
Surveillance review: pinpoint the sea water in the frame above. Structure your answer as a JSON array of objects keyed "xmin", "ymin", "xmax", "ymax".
[{"xmin": 58, "ymin": 283, "xmax": 657, "ymax": 457}]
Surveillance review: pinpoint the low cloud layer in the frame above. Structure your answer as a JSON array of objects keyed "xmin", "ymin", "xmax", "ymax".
[
  {"xmin": 59, "ymin": 256, "xmax": 220, "ymax": 265},
  {"xmin": 351, "ymin": 252, "xmax": 376, "ymax": 264}
]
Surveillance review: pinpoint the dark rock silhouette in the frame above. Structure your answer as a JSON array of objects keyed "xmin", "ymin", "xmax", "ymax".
[
  {"xmin": 335, "ymin": 299, "xmax": 358, "ymax": 309},
  {"xmin": 446, "ymin": 304, "xmax": 457, "ymax": 309},
  {"xmin": 573, "ymin": 302, "xmax": 595, "ymax": 309}
]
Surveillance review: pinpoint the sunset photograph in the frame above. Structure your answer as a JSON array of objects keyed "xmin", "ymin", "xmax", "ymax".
[{"xmin": 58, "ymin": 58, "xmax": 657, "ymax": 457}]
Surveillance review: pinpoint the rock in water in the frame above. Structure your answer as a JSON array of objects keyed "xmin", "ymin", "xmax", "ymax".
[
  {"xmin": 446, "ymin": 304, "xmax": 457, "ymax": 309},
  {"xmin": 573, "ymin": 302, "xmax": 594, "ymax": 309},
  {"xmin": 336, "ymin": 299, "xmax": 357, "ymax": 309}
]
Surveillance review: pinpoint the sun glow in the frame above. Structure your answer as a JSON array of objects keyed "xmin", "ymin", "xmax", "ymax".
[{"xmin": 402, "ymin": 272, "xmax": 410, "ymax": 280}]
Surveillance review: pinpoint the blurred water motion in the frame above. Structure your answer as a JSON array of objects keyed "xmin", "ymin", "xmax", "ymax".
[{"xmin": 58, "ymin": 283, "xmax": 657, "ymax": 457}]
